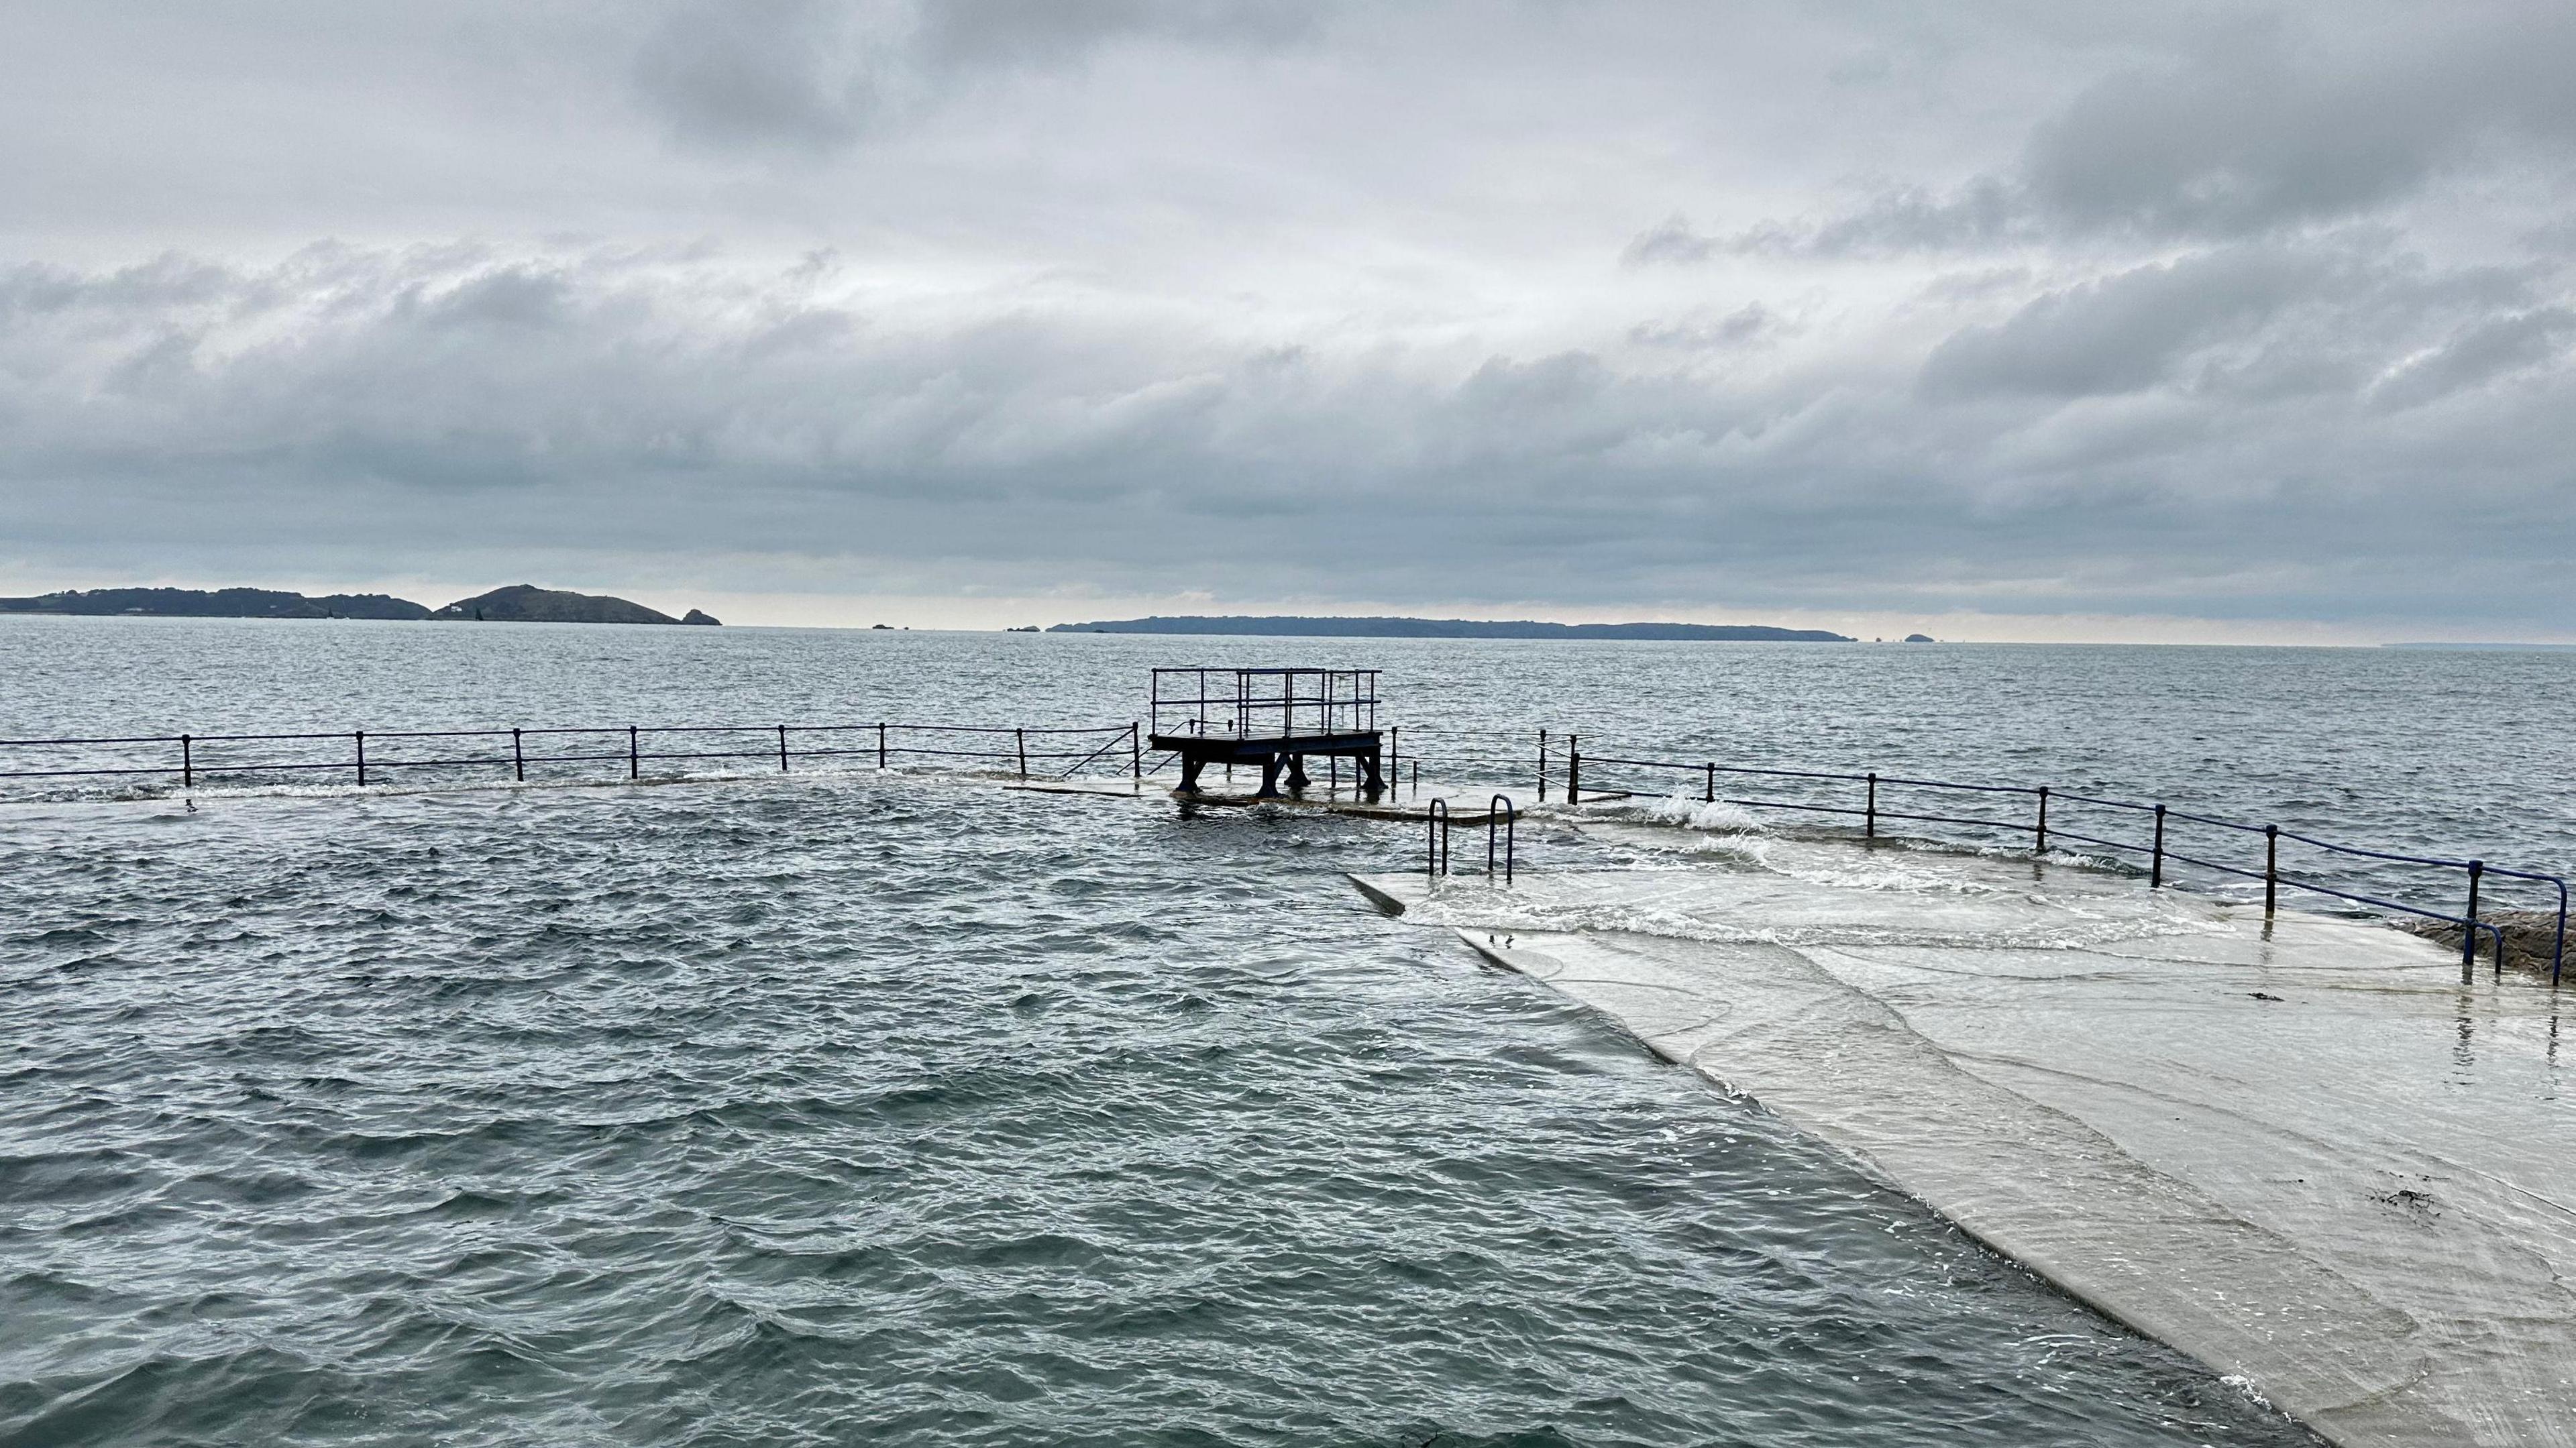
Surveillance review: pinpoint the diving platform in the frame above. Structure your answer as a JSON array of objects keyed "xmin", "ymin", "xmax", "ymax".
[{"xmin": 1148, "ymin": 667, "xmax": 1385, "ymax": 799}]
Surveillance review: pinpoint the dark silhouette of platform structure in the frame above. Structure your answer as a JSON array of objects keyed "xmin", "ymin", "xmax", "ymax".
[{"xmin": 1148, "ymin": 667, "xmax": 1383, "ymax": 799}]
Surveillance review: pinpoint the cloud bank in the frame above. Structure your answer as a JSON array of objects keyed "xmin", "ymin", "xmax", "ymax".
[{"xmin": 0, "ymin": 1, "xmax": 2569, "ymax": 637}]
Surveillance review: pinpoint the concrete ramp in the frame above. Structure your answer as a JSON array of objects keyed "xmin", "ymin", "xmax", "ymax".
[{"xmin": 1354, "ymin": 833, "xmax": 2576, "ymax": 1448}]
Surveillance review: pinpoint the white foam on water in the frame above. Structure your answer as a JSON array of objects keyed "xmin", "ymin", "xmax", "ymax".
[{"xmin": 1615, "ymin": 793, "xmax": 1772, "ymax": 834}]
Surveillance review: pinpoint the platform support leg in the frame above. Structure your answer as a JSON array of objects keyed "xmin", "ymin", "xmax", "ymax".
[
  {"xmin": 1177, "ymin": 755, "xmax": 1205, "ymax": 794},
  {"xmin": 1254, "ymin": 753, "xmax": 1285, "ymax": 798},
  {"xmin": 1284, "ymin": 754, "xmax": 1310, "ymax": 792},
  {"xmin": 1360, "ymin": 747, "xmax": 1385, "ymax": 796}
]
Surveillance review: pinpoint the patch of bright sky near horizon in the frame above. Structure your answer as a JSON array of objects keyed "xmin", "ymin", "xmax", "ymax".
[{"xmin": 1, "ymin": 2, "xmax": 2573, "ymax": 641}]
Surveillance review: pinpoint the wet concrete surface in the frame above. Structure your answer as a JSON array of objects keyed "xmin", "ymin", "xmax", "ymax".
[{"xmin": 1355, "ymin": 829, "xmax": 2576, "ymax": 1448}]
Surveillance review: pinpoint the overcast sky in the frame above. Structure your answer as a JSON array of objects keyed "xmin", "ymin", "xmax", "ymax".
[{"xmin": 2, "ymin": 2, "xmax": 2571, "ymax": 640}]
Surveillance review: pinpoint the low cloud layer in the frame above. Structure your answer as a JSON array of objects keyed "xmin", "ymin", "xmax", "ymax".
[{"xmin": 1, "ymin": 2, "xmax": 2570, "ymax": 638}]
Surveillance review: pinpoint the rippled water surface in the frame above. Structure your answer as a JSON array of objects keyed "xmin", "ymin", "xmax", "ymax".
[{"xmin": 15, "ymin": 617, "xmax": 2564, "ymax": 1445}]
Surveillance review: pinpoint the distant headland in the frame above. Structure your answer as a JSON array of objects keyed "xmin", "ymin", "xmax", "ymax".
[
  {"xmin": 0, "ymin": 583, "xmax": 720, "ymax": 626},
  {"xmin": 1049, "ymin": 614, "xmax": 1854, "ymax": 642}
]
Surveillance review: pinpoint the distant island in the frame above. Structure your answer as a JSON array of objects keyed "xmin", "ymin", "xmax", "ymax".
[
  {"xmin": 0, "ymin": 586, "xmax": 435, "ymax": 620},
  {"xmin": 1049, "ymin": 614, "xmax": 1854, "ymax": 642},
  {"xmin": 2385, "ymin": 641, "xmax": 2576, "ymax": 653},
  {"xmin": 431, "ymin": 585, "xmax": 718, "ymax": 626},
  {"xmin": 0, "ymin": 583, "xmax": 720, "ymax": 626}
]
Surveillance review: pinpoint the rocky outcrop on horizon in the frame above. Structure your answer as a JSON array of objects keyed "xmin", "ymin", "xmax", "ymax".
[
  {"xmin": 0, "ymin": 583, "xmax": 720, "ymax": 625},
  {"xmin": 429, "ymin": 586, "xmax": 714, "ymax": 625}
]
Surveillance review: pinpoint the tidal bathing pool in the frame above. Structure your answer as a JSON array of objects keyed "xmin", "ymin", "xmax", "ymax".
[{"xmin": 1, "ymin": 777, "xmax": 2326, "ymax": 1447}]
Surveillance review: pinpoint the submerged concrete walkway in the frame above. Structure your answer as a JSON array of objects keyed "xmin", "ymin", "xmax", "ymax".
[
  {"xmin": 1354, "ymin": 826, "xmax": 2576, "ymax": 1448},
  {"xmin": 1012, "ymin": 775, "xmax": 1509, "ymax": 822}
]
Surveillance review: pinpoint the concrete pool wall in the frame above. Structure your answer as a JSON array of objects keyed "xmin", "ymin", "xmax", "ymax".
[{"xmin": 1354, "ymin": 829, "xmax": 2576, "ymax": 1448}]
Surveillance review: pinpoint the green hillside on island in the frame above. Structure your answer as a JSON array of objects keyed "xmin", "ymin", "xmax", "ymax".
[
  {"xmin": 1050, "ymin": 615, "xmax": 1853, "ymax": 642},
  {"xmin": 0, "ymin": 583, "xmax": 719, "ymax": 625}
]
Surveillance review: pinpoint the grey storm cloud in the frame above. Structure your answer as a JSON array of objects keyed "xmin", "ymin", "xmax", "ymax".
[
  {"xmin": 1634, "ymin": 9, "xmax": 2576, "ymax": 261},
  {"xmin": 633, "ymin": 0, "xmax": 1326, "ymax": 154},
  {"xmin": 1, "ymin": 0, "xmax": 2572, "ymax": 635}
]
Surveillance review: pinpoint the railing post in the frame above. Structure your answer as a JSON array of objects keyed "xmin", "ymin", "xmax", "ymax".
[
  {"xmin": 629, "ymin": 725, "xmax": 639, "ymax": 779},
  {"xmin": 180, "ymin": 733, "xmax": 193, "ymax": 789},
  {"xmin": 777, "ymin": 724, "xmax": 789, "ymax": 773},
  {"xmin": 355, "ymin": 730, "xmax": 366, "ymax": 786},
  {"xmin": 877, "ymin": 722, "xmax": 888, "ymax": 771},
  {"xmin": 1131, "ymin": 722, "xmax": 1141, "ymax": 781},
  {"xmin": 2465, "ymin": 860, "xmax": 2483, "ymax": 969},
  {"xmin": 1566, "ymin": 734, "xmax": 1580, "ymax": 805},
  {"xmin": 1016, "ymin": 727, "xmax": 1027, "ymax": 779},
  {"xmin": 1537, "ymin": 728, "xmax": 1548, "ymax": 803},
  {"xmin": 2151, "ymin": 804, "xmax": 2165, "ymax": 887},
  {"xmin": 1865, "ymin": 773, "xmax": 1876, "ymax": 839},
  {"xmin": 2034, "ymin": 785, "xmax": 2048, "ymax": 852},
  {"xmin": 1489, "ymin": 795, "xmax": 1515, "ymax": 884},
  {"xmin": 1426, "ymin": 798, "xmax": 1450, "ymax": 877},
  {"xmin": 1705, "ymin": 762, "xmax": 1715, "ymax": 804},
  {"xmin": 2263, "ymin": 824, "xmax": 2278, "ymax": 914},
  {"xmin": 512, "ymin": 727, "xmax": 525, "ymax": 782}
]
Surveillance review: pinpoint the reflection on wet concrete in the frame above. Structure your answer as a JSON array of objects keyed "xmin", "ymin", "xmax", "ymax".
[{"xmin": 1358, "ymin": 825, "xmax": 2576, "ymax": 1448}]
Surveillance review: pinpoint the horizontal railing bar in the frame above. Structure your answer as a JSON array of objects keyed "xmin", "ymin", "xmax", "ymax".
[
  {"xmin": 1587, "ymin": 755, "xmax": 1858, "ymax": 784},
  {"xmin": 1587, "ymin": 753, "xmax": 2039, "ymax": 797},
  {"xmin": 165, "ymin": 730, "xmax": 353, "ymax": 744},
  {"xmin": 2046, "ymin": 828, "xmax": 2154, "ymax": 857},
  {"xmin": 0, "ymin": 721, "xmax": 1136, "ymax": 747},
  {"xmin": 1721, "ymin": 797, "xmax": 1868, "ymax": 818},
  {"xmin": 2272, "ymin": 827, "xmax": 2474, "ymax": 872},
  {"xmin": 2048, "ymin": 789, "xmax": 2161, "ymax": 814},
  {"xmin": 1874, "ymin": 807, "xmax": 2035, "ymax": 833},
  {"xmin": 0, "ymin": 734, "xmax": 195, "ymax": 747},
  {"xmin": 2157, "ymin": 849, "xmax": 2270, "ymax": 884},
  {"xmin": 1874, "ymin": 775, "xmax": 2039, "ymax": 797},
  {"xmin": 0, "ymin": 765, "xmax": 179, "ymax": 779}
]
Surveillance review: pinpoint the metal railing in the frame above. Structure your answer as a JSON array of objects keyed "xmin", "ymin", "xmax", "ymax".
[
  {"xmin": 1149, "ymin": 667, "xmax": 1379, "ymax": 739},
  {"xmin": 0, "ymin": 720, "xmax": 1146, "ymax": 793},
  {"xmin": 1540, "ymin": 733, "xmax": 2561, "ymax": 985}
]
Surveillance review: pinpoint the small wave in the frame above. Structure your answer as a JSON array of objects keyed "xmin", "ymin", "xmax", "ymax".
[{"xmin": 1593, "ymin": 793, "xmax": 1772, "ymax": 834}]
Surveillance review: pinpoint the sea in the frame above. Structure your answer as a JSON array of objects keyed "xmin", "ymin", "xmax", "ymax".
[{"xmin": 7, "ymin": 615, "xmax": 2573, "ymax": 1447}]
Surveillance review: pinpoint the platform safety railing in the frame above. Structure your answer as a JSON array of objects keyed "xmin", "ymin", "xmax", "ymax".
[
  {"xmin": 1148, "ymin": 667, "xmax": 1380, "ymax": 740},
  {"xmin": 1538, "ymin": 733, "xmax": 2563, "ymax": 985},
  {"xmin": 0, "ymin": 719, "xmax": 1148, "ymax": 793}
]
